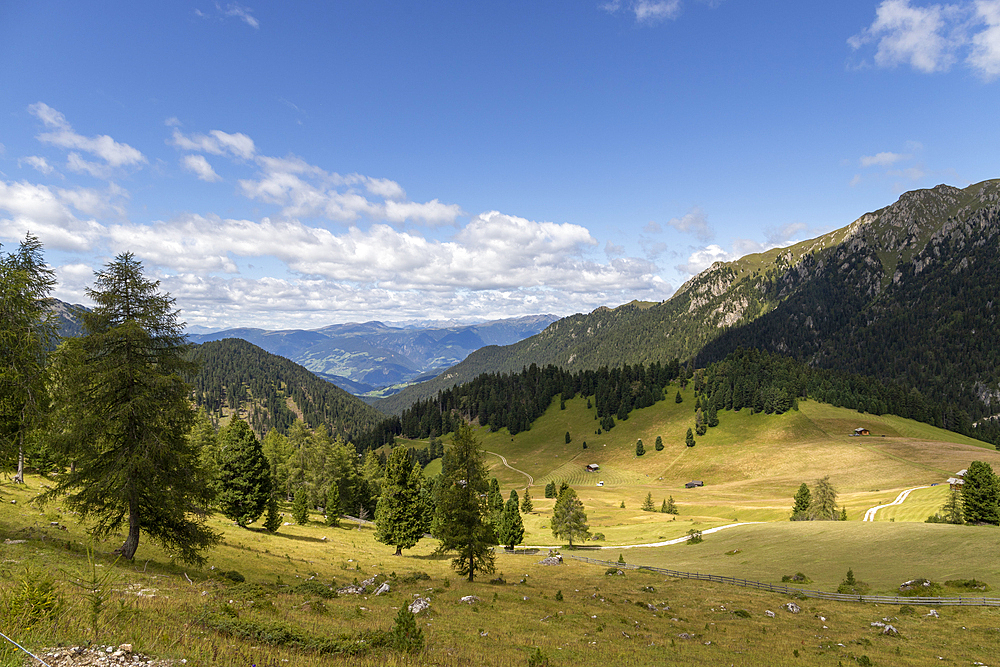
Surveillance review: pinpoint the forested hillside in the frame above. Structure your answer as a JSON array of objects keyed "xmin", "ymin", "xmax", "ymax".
[
  {"xmin": 188, "ymin": 339, "xmax": 383, "ymax": 439},
  {"xmin": 378, "ymin": 180, "xmax": 1000, "ymax": 427}
]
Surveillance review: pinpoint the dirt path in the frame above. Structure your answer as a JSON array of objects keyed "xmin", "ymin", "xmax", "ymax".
[
  {"xmin": 862, "ymin": 486, "xmax": 930, "ymax": 521},
  {"xmin": 519, "ymin": 521, "xmax": 760, "ymax": 550},
  {"xmin": 485, "ymin": 450, "xmax": 534, "ymax": 486}
]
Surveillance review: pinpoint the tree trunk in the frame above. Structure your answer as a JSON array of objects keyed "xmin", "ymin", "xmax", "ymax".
[
  {"xmin": 14, "ymin": 444, "xmax": 24, "ymax": 484},
  {"xmin": 394, "ymin": 545, "xmax": 402, "ymax": 556},
  {"xmin": 468, "ymin": 553, "xmax": 474, "ymax": 582},
  {"xmin": 118, "ymin": 493, "xmax": 141, "ymax": 560}
]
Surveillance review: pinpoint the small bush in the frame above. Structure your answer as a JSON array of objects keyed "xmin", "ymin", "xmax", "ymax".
[
  {"xmin": 296, "ymin": 581, "xmax": 337, "ymax": 599},
  {"xmin": 227, "ymin": 582, "xmax": 269, "ymax": 599},
  {"xmin": 2, "ymin": 567, "xmax": 61, "ymax": 627},
  {"xmin": 898, "ymin": 605, "xmax": 916, "ymax": 616},
  {"xmin": 781, "ymin": 572, "xmax": 812, "ymax": 584},
  {"xmin": 944, "ymin": 578, "xmax": 991, "ymax": 591},
  {"xmin": 390, "ymin": 606, "xmax": 424, "ymax": 654},
  {"xmin": 898, "ymin": 578, "xmax": 943, "ymax": 597},
  {"xmin": 590, "ymin": 532, "xmax": 605, "ymax": 541},
  {"xmin": 527, "ymin": 647, "xmax": 550, "ymax": 667},
  {"xmin": 222, "ymin": 570, "xmax": 245, "ymax": 583},
  {"xmin": 732, "ymin": 609, "xmax": 752, "ymax": 618},
  {"xmin": 400, "ymin": 571, "xmax": 431, "ymax": 584},
  {"xmin": 605, "ymin": 568, "xmax": 625, "ymax": 576},
  {"xmin": 199, "ymin": 608, "xmax": 390, "ymax": 656},
  {"xmin": 686, "ymin": 529, "xmax": 703, "ymax": 544},
  {"xmin": 555, "ymin": 590, "xmax": 563, "ymax": 601}
]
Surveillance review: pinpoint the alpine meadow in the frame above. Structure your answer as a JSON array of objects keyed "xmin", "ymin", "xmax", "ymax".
[{"xmin": 4, "ymin": 3, "xmax": 1000, "ymax": 666}]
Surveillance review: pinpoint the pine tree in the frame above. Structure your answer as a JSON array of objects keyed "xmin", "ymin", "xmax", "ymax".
[
  {"xmin": 43, "ymin": 253, "xmax": 217, "ymax": 563},
  {"xmin": 544, "ymin": 481, "xmax": 557, "ymax": 498},
  {"xmin": 635, "ymin": 439, "xmax": 645, "ymax": 456},
  {"xmin": 675, "ymin": 390, "xmax": 683, "ymax": 404},
  {"xmin": 497, "ymin": 497, "xmax": 525, "ymax": 550},
  {"xmin": 695, "ymin": 409, "xmax": 707, "ymax": 436},
  {"xmin": 217, "ymin": 418, "xmax": 273, "ymax": 528},
  {"xmin": 551, "ymin": 486, "xmax": 589, "ymax": 547},
  {"xmin": 791, "ymin": 483, "xmax": 811, "ymax": 520},
  {"xmin": 521, "ymin": 488, "xmax": 534, "ymax": 513},
  {"xmin": 961, "ymin": 461, "xmax": 1000, "ymax": 525},
  {"xmin": 660, "ymin": 499, "xmax": 668, "ymax": 513},
  {"xmin": 642, "ymin": 492, "xmax": 655, "ymax": 511},
  {"xmin": 565, "ymin": 431, "xmax": 571, "ymax": 443},
  {"xmin": 487, "ymin": 477, "xmax": 504, "ymax": 524},
  {"xmin": 0, "ymin": 234, "xmax": 57, "ymax": 484},
  {"xmin": 292, "ymin": 488, "xmax": 310, "ymax": 524},
  {"xmin": 264, "ymin": 494, "xmax": 281, "ymax": 532},
  {"xmin": 685, "ymin": 428, "xmax": 696, "ymax": 448},
  {"xmin": 941, "ymin": 488, "xmax": 964, "ymax": 524},
  {"xmin": 654, "ymin": 435, "xmax": 663, "ymax": 451},
  {"xmin": 508, "ymin": 488, "xmax": 519, "ymax": 508},
  {"xmin": 706, "ymin": 400, "xmax": 719, "ymax": 427},
  {"xmin": 666, "ymin": 496, "xmax": 677, "ymax": 514},
  {"xmin": 434, "ymin": 423, "xmax": 496, "ymax": 581},
  {"xmin": 325, "ymin": 483, "xmax": 341, "ymax": 526},
  {"xmin": 375, "ymin": 446, "xmax": 432, "ymax": 555}
]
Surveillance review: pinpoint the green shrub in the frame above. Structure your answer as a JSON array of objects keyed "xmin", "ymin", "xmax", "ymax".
[
  {"xmin": 222, "ymin": 570, "xmax": 245, "ymax": 583},
  {"xmin": 944, "ymin": 578, "xmax": 991, "ymax": 591},
  {"xmin": 527, "ymin": 647, "xmax": 550, "ymax": 667},
  {"xmin": 732, "ymin": 609, "xmax": 752, "ymax": 618},
  {"xmin": 390, "ymin": 605, "xmax": 424, "ymax": 653},
  {"xmin": 400, "ymin": 571, "xmax": 431, "ymax": 583},
  {"xmin": 295, "ymin": 581, "xmax": 337, "ymax": 599},
  {"xmin": 898, "ymin": 578, "xmax": 943, "ymax": 597},
  {"xmin": 199, "ymin": 608, "xmax": 390, "ymax": 655},
  {"xmin": 2, "ymin": 567, "xmax": 61, "ymax": 627}
]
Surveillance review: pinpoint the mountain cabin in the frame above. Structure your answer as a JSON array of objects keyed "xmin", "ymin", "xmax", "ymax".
[
  {"xmin": 853, "ymin": 427, "xmax": 870, "ymax": 436},
  {"xmin": 586, "ymin": 463, "xmax": 600, "ymax": 472}
]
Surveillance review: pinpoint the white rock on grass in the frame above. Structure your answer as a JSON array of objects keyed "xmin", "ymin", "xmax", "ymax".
[
  {"xmin": 460, "ymin": 595, "xmax": 480, "ymax": 604},
  {"xmin": 409, "ymin": 597, "xmax": 430, "ymax": 614},
  {"xmin": 781, "ymin": 602, "xmax": 801, "ymax": 613}
]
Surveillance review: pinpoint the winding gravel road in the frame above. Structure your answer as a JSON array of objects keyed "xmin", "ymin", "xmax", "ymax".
[{"xmin": 862, "ymin": 486, "xmax": 930, "ymax": 521}]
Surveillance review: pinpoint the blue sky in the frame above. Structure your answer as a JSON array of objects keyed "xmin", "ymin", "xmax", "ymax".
[{"xmin": 1, "ymin": 1, "xmax": 998, "ymax": 330}]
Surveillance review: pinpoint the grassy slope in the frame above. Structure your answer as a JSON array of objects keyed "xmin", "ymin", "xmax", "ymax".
[{"xmin": 3, "ymin": 476, "xmax": 1000, "ymax": 667}]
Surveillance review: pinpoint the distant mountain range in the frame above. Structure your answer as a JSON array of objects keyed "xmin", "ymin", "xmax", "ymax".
[
  {"xmin": 377, "ymin": 180, "xmax": 1000, "ymax": 425},
  {"xmin": 187, "ymin": 314, "xmax": 558, "ymax": 396}
]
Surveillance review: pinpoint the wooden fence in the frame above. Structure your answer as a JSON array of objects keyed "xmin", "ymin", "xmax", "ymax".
[{"xmin": 568, "ymin": 555, "xmax": 1000, "ymax": 606}]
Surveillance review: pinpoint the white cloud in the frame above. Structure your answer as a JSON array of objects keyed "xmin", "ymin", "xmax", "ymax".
[
  {"xmin": 860, "ymin": 151, "xmax": 910, "ymax": 167},
  {"xmin": 28, "ymin": 102, "xmax": 146, "ymax": 169},
  {"xmin": 220, "ymin": 2, "xmax": 259, "ymax": 28},
  {"xmin": 19, "ymin": 156, "xmax": 54, "ymax": 175},
  {"xmin": 0, "ymin": 180, "xmax": 103, "ymax": 251},
  {"xmin": 850, "ymin": 174, "xmax": 862, "ymax": 186},
  {"xmin": 969, "ymin": 0, "xmax": 1000, "ymax": 77},
  {"xmin": 603, "ymin": 0, "xmax": 683, "ymax": 23},
  {"xmin": 169, "ymin": 128, "xmax": 256, "ymax": 159},
  {"xmin": 665, "ymin": 206, "xmax": 713, "ymax": 241},
  {"xmin": 850, "ymin": 0, "xmax": 1000, "ymax": 80},
  {"xmin": 237, "ymin": 152, "xmax": 463, "ymax": 226},
  {"xmin": 764, "ymin": 221, "xmax": 808, "ymax": 246},
  {"xmin": 676, "ymin": 244, "xmax": 734, "ymax": 275},
  {"xmin": 181, "ymin": 154, "xmax": 222, "ymax": 182}
]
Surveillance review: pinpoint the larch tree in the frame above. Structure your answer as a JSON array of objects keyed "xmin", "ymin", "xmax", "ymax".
[
  {"xmin": 44, "ymin": 253, "xmax": 217, "ymax": 563},
  {"xmin": 434, "ymin": 423, "xmax": 496, "ymax": 581},
  {"xmin": 217, "ymin": 418, "xmax": 272, "ymax": 528},
  {"xmin": 375, "ymin": 445, "xmax": 432, "ymax": 555},
  {"xmin": 0, "ymin": 234, "xmax": 57, "ymax": 484},
  {"xmin": 809, "ymin": 476, "xmax": 839, "ymax": 521},
  {"xmin": 551, "ymin": 485, "xmax": 589, "ymax": 546}
]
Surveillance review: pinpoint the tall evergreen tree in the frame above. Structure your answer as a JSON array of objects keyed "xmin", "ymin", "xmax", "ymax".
[
  {"xmin": 521, "ymin": 487, "xmax": 534, "ymax": 513},
  {"xmin": 434, "ymin": 423, "xmax": 496, "ymax": 581},
  {"xmin": 544, "ymin": 480, "xmax": 557, "ymax": 498},
  {"xmin": 654, "ymin": 435, "xmax": 663, "ymax": 451},
  {"xmin": 791, "ymin": 483, "xmax": 811, "ymax": 520},
  {"xmin": 685, "ymin": 428, "xmax": 696, "ymax": 448},
  {"xmin": 44, "ymin": 253, "xmax": 217, "ymax": 563},
  {"xmin": 635, "ymin": 439, "xmax": 645, "ymax": 456},
  {"xmin": 508, "ymin": 488, "xmax": 520, "ymax": 508},
  {"xmin": 551, "ymin": 486, "xmax": 589, "ymax": 547},
  {"xmin": 292, "ymin": 487, "xmax": 310, "ymax": 524},
  {"xmin": 666, "ymin": 495, "xmax": 678, "ymax": 514},
  {"xmin": 217, "ymin": 418, "xmax": 272, "ymax": 528},
  {"xmin": 641, "ymin": 492, "xmax": 655, "ymax": 511},
  {"xmin": 325, "ymin": 482, "xmax": 341, "ymax": 526},
  {"xmin": 497, "ymin": 497, "xmax": 525, "ymax": 551},
  {"xmin": 961, "ymin": 461, "xmax": 1000, "ymax": 525},
  {"xmin": 941, "ymin": 488, "xmax": 964, "ymax": 525},
  {"xmin": 375, "ymin": 445, "xmax": 432, "ymax": 555},
  {"xmin": 263, "ymin": 494, "xmax": 281, "ymax": 532},
  {"xmin": 0, "ymin": 234, "xmax": 57, "ymax": 483}
]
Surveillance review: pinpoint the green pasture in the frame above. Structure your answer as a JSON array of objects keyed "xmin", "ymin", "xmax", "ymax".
[{"xmin": 629, "ymin": 520, "xmax": 1000, "ymax": 594}]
